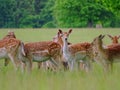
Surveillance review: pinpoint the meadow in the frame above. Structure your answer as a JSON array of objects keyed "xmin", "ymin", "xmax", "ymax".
[{"xmin": 0, "ymin": 28, "xmax": 120, "ymax": 90}]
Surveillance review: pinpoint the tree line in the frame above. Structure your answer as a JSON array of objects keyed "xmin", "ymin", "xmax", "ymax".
[{"xmin": 0, "ymin": 0, "xmax": 120, "ymax": 28}]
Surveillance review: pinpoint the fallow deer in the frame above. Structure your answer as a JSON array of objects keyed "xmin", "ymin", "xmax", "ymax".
[
  {"xmin": 41, "ymin": 30, "xmax": 72, "ymax": 71},
  {"xmin": 37, "ymin": 31, "xmax": 72, "ymax": 71},
  {"xmin": 91, "ymin": 35, "xmax": 120, "ymax": 72},
  {"xmin": 0, "ymin": 38, "xmax": 25, "ymax": 71},
  {"xmin": 107, "ymin": 34, "xmax": 120, "ymax": 44},
  {"xmin": 21, "ymin": 40, "xmax": 64, "ymax": 72},
  {"xmin": 59, "ymin": 29, "xmax": 92, "ymax": 71},
  {"xmin": 2, "ymin": 31, "xmax": 16, "ymax": 66}
]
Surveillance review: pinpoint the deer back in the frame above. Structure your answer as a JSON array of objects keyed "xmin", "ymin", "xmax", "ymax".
[
  {"xmin": 69, "ymin": 42, "xmax": 91, "ymax": 54},
  {"xmin": 24, "ymin": 41, "xmax": 61, "ymax": 56}
]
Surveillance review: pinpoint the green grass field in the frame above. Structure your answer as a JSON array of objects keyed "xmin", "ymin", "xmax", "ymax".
[{"xmin": 0, "ymin": 28, "xmax": 120, "ymax": 90}]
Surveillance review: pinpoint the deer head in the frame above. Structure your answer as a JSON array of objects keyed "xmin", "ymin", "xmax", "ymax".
[
  {"xmin": 92, "ymin": 34, "xmax": 105, "ymax": 47},
  {"xmin": 107, "ymin": 34, "xmax": 120, "ymax": 44},
  {"xmin": 59, "ymin": 29, "xmax": 72, "ymax": 42}
]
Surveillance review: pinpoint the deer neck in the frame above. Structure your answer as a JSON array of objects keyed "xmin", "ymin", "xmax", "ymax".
[
  {"xmin": 57, "ymin": 38, "xmax": 63, "ymax": 47},
  {"xmin": 113, "ymin": 40, "xmax": 118, "ymax": 44},
  {"xmin": 63, "ymin": 39, "xmax": 69, "ymax": 54},
  {"xmin": 96, "ymin": 41, "xmax": 106, "ymax": 54}
]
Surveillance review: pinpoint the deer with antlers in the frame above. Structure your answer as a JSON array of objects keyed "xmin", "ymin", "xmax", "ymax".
[
  {"xmin": 58, "ymin": 29, "xmax": 92, "ymax": 71},
  {"xmin": 91, "ymin": 35, "xmax": 120, "ymax": 72}
]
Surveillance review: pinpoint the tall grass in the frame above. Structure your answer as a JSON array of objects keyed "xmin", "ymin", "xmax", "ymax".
[{"xmin": 0, "ymin": 28, "xmax": 120, "ymax": 90}]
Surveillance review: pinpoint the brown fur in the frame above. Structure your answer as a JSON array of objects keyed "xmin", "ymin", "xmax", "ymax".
[
  {"xmin": 2, "ymin": 31, "xmax": 16, "ymax": 66},
  {"xmin": 107, "ymin": 44, "xmax": 120, "ymax": 57},
  {"xmin": 0, "ymin": 38, "xmax": 24, "ymax": 70},
  {"xmin": 3, "ymin": 31, "xmax": 16, "ymax": 40},
  {"xmin": 92, "ymin": 35, "xmax": 120, "ymax": 72},
  {"xmin": 24, "ymin": 41, "xmax": 61, "ymax": 57},
  {"xmin": 69, "ymin": 42, "xmax": 91, "ymax": 54},
  {"xmin": 58, "ymin": 29, "xmax": 92, "ymax": 71},
  {"xmin": 107, "ymin": 34, "xmax": 120, "ymax": 44},
  {"xmin": 22, "ymin": 40, "xmax": 63, "ymax": 72}
]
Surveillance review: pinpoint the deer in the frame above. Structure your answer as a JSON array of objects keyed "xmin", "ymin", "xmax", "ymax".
[
  {"xmin": 0, "ymin": 38, "xmax": 25, "ymax": 71},
  {"xmin": 58, "ymin": 29, "xmax": 92, "ymax": 71},
  {"xmin": 91, "ymin": 35, "xmax": 120, "ymax": 72},
  {"xmin": 2, "ymin": 31, "xmax": 16, "ymax": 66},
  {"xmin": 107, "ymin": 34, "xmax": 120, "ymax": 44},
  {"xmin": 40, "ymin": 30, "xmax": 72, "ymax": 71},
  {"xmin": 20, "ymin": 39, "xmax": 65, "ymax": 72},
  {"xmin": 37, "ymin": 31, "xmax": 73, "ymax": 71},
  {"xmin": 2, "ymin": 31, "xmax": 49, "ymax": 71}
]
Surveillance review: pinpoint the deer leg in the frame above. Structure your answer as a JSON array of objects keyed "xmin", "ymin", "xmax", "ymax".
[
  {"xmin": 102, "ymin": 62, "xmax": 109, "ymax": 72},
  {"xmin": 109, "ymin": 61, "xmax": 113, "ymax": 73},
  {"xmin": 20, "ymin": 62, "xmax": 26, "ymax": 73},
  {"xmin": 49, "ymin": 58, "xmax": 59, "ymax": 71},
  {"xmin": 84, "ymin": 60, "xmax": 91, "ymax": 72},
  {"xmin": 70, "ymin": 60, "xmax": 75, "ymax": 71},
  {"xmin": 83, "ymin": 56, "xmax": 92, "ymax": 72},
  {"xmin": 62, "ymin": 61, "xmax": 68, "ymax": 70},
  {"xmin": 26, "ymin": 61, "xmax": 32, "ymax": 73},
  {"xmin": 37, "ymin": 62, "xmax": 42, "ymax": 69},
  {"xmin": 4, "ymin": 58, "xmax": 9, "ymax": 66},
  {"xmin": 50, "ymin": 58, "xmax": 58, "ymax": 67},
  {"xmin": 79, "ymin": 60, "xmax": 85, "ymax": 71},
  {"xmin": 26, "ymin": 56, "xmax": 32, "ymax": 73},
  {"xmin": 8, "ymin": 53, "xmax": 18, "ymax": 71}
]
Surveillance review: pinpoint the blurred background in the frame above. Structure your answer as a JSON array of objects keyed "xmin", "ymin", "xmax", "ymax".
[{"xmin": 0, "ymin": 0, "xmax": 120, "ymax": 28}]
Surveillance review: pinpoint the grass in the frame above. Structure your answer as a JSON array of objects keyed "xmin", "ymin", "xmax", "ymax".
[{"xmin": 0, "ymin": 28, "xmax": 120, "ymax": 90}]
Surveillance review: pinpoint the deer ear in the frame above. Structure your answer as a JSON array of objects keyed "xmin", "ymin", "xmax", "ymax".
[
  {"xmin": 68, "ymin": 29, "xmax": 72, "ymax": 34},
  {"xmin": 107, "ymin": 34, "xmax": 113, "ymax": 39},
  {"xmin": 98, "ymin": 34, "xmax": 102, "ymax": 38},
  {"xmin": 101, "ymin": 35, "xmax": 105, "ymax": 39},
  {"xmin": 117, "ymin": 35, "xmax": 120, "ymax": 39},
  {"xmin": 98, "ymin": 34, "xmax": 105, "ymax": 39},
  {"xmin": 58, "ymin": 29, "xmax": 62, "ymax": 34}
]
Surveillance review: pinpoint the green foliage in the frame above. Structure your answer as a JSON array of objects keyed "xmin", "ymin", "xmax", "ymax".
[
  {"xmin": 39, "ymin": 0, "xmax": 55, "ymax": 28},
  {"xmin": 42, "ymin": 21, "xmax": 56, "ymax": 28},
  {"xmin": 96, "ymin": 0, "xmax": 120, "ymax": 27},
  {"xmin": 0, "ymin": 0, "xmax": 120, "ymax": 28},
  {"xmin": 53, "ymin": 0, "xmax": 117, "ymax": 28},
  {"xmin": 0, "ymin": 0, "xmax": 15, "ymax": 28},
  {"xmin": 19, "ymin": 15, "xmax": 41, "ymax": 28}
]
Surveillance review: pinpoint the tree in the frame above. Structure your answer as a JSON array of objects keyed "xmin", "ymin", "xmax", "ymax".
[
  {"xmin": 98, "ymin": 0, "xmax": 120, "ymax": 27},
  {"xmin": 13, "ymin": 0, "xmax": 35, "ymax": 28},
  {"xmin": 53, "ymin": 0, "xmax": 116, "ymax": 28},
  {"xmin": 0, "ymin": 0, "xmax": 119, "ymax": 28},
  {"xmin": 40, "ymin": 0, "xmax": 56, "ymax": 28},
  {"xmin": 0, "ymin": 0, "xmax": 15, "ymax": 28}
]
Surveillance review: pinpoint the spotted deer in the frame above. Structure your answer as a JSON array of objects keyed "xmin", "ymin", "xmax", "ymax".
[
  {"xmin": 107, "ymin": 34, "xmax": 120, "ymax": 44},
  {"xmin": 37, "ymin": 31, "xmax": 71, "ymax": 71},
  {"xmin": 91, "ymin": 35, "xmax": 120, "ymax": 72},
  {"xmin": 21, "ymin": 40, "xmax": 64, "ymax": 72},
  {"xmin": 59, "ymin": 29, "xmax": 92, "ymax": 71},
  {"xmin": 41, "ymin": 30, "xmax": 72, "ymax": 70},
  {"xmin": 2, "ymin": 31, "xmax": 16, "ymax": 66},
  {"xmin": 0, "ymin": 38, "xmax": 25, "ymax": 71}
]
